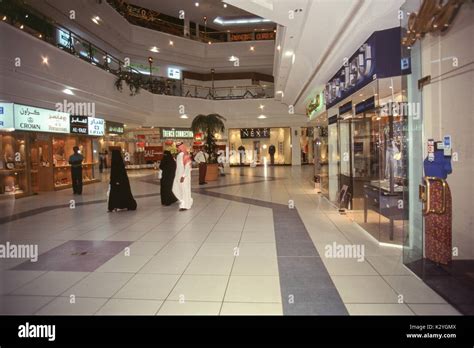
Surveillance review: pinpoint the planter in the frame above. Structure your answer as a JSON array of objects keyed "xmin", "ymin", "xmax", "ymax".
[{"xmin": 205, "ymin": 163, "xmax": 219, "ymax": 181}]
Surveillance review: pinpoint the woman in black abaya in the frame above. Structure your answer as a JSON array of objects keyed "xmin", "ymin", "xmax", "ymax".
[
  {"xmin": 159, "ymin": 151, "xmax": 178, "ymax": 206},
  {"xmin": 108, "ymin": 150, "xmax": 137, "ymax": 212}
]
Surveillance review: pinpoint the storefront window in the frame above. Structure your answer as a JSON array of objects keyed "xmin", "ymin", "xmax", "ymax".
[
  {"xmin": 228, "ymin": 128, "xmax": 291, "ymax": 165},
  {"xmin": 0, "ymin": 132, "xmax": 28, "ymax": 197}
]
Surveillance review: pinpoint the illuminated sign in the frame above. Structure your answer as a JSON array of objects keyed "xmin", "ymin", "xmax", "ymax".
[
  {"xmin": 306, "ymin": 93, "xmax": 324, "ymax": 118},
  {"xmin": 168, "ymin": 68, "xmax": 181, "ymax": 80},
  {"xmin": 70, "ymin": 115, "xmax": 88, "ymax": 134},
  {"xmin": 240, "ymin": 128, "xmax": 270, "ymax": 139},
  {"xmin": 56, "ymin": 28, "xmax": 71, "ymax": 48},
  {"xmin": 106, "ymin": 121, "xmax": 124, "ymax": 134},
  {"xmin": 14, "ymin": 104, "xmax": 70, "ymax": 133},
  {"xmin": 161, "ymin": 128, "xmax": 194, "ymax": 138},
  {"xmin": 88, "ymin": 117, "xmax": 105, "ymax": 136},
  {"xmin": 0, "ymin": 103, "xmax": 14, "ymax": 129}
]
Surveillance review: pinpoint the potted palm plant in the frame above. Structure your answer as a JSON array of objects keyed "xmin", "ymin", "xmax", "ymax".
[{"xmin": 191, "ymin": 113, "xmax": 226, "ymax": 181}]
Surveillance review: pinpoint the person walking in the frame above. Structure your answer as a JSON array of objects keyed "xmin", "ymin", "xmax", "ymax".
[
  {"xmin": 159, "ymin": 150, "xmax": 178, "ymax": 206},
  {"xmin": 108, "ymin": 150, "xmax": 137, "ymax": 212},
  {"xmin": 172, "ymin": 142, "xmax": 193, "ymax": 211},
  {"xmin": 194, "ymin": 146, "xmax": 209, "ymax": 185},
  {"xmin": 268, "ymin": 144, "xmax": 276, "ymax": 165},
  {"xmin": 69, "ymin": 146, "xmax": 84, "ymax": 195}
]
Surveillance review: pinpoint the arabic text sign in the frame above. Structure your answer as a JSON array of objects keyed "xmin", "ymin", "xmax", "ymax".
[
  {"xmin": 88, "ymin": 117, "xmax": 105, "ymax": 136},
  {"xmin": 0, "ymin": 103, "xmax": 14, "ymax": 129},
  {"xmin": 14, "ymin": 104, "xmax": 70, "ymax": 133},
  {"xmin": 70, "ymin": 115, "xmax": 88, "ymax": 134}
]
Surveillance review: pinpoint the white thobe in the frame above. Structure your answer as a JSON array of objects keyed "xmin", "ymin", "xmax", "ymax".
[{"xmin": 172, "ymin": 152, "xmax": 193, "ymax": 209}]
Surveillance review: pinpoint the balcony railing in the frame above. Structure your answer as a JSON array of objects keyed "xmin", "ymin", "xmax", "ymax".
[{"xmin": 0, "ymin": 0, "xmax": 274, "ymax": 100}]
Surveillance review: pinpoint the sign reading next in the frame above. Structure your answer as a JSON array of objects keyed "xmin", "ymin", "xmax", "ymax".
[
  {"xmin": 14, "ymin": 104, "xmax": 70, "ymax": 133},
  {"xmin": 161, "ymin": 128, "xmax": 194, "ymax": 139},
  {"xmin": 240, "ymin": 128, "xmax": 270, "ymax": 139}
]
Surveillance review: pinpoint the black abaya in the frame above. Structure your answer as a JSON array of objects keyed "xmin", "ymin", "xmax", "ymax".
[
  {"xmin": 159, "ymin": 151, "xmax": 178, "ymax": 206},
  {"xmin": 108, "ymin": 150, "xmax": 137, "ymax": 211}
]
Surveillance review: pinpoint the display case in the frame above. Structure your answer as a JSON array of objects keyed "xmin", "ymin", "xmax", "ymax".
[
  {"xmin": 0, "ymin": 133, "xmax": 28, "ymax": 197},
  {"xmin": 52, "ymin": 135, "xmax": 98, "ymax": 190}
]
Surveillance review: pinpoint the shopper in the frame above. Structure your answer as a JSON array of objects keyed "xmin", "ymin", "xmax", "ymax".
[
  {"xmin": 159, "ymin": 150, "xmax": 178, "ymax": 206},
  {"xmin": 99, "ymin": 152, "xmax": 105, "ymax": 173},
  {"xmin": 194, "ymin": 146, "xmax": 208, "ymax": 185},
  {"xmin": 69, "ymin": 146, "xmax": 84, "ymax": 195},
  {"xmin": 268, "ymin": 144, "xmax": 276, "ymax": 165},
  {"xmin": 108, "ymin": 149, "xmax": 137, "ymax": 212},
  {"xmin": 172, "ymin": 142, "xmax": 193, "ymax": 211}
]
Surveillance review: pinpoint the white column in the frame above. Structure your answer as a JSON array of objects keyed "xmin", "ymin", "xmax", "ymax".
[{"xmin": 291, "ymin": 127, "xmax": 301, "ymax": 166}]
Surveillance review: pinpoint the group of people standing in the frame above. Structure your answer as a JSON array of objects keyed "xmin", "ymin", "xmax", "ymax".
[
  {"xmin": 68, "ymin": 142, "xmax": 204, "ymax": 213},
  {"xmin": 160, "ymin": 142, "xmax": 200, "ymax": 211}
]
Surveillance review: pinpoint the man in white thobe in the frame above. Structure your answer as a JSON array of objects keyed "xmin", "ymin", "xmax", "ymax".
[{"xmin": 172, "ymin": 143, "xmax": 193, "ymax": 210}]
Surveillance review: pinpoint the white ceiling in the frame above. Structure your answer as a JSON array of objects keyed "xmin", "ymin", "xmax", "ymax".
[{"xmin": 128, "ymin": 0, "xmax": 276, "ymax": 31}]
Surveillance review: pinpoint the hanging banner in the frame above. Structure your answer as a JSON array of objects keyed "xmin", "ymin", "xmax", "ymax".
[{"xmin": 324, "ymin": 27, "xmax": 402, "ymax": 109}]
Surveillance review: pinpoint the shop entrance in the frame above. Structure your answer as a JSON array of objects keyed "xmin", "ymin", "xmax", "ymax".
[{"xmin": 29, "ymin": 133, "xmax": 53, "ymax": 192}]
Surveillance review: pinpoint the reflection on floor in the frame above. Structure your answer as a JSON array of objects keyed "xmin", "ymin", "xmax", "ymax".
[
  {"xmin": 0, "ymin": 166, "xmax": 461, "ymax": 315},
  {"xmin": 406, "ymin": 259, "xmax": 474, "ymax": 315}
]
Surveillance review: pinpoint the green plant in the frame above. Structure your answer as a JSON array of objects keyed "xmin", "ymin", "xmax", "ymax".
[
  {"xmin": 114, "ymin": 71, "xmax": 142, "ymax": 96},
  {"xmin": 191, "ymin": 113, "xmax": 226, "ymax": 163}
]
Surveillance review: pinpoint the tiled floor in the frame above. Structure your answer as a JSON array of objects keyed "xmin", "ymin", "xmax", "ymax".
[{"xmin": 0, "ymin": 166, "xmax": 460, "ymax": 315}]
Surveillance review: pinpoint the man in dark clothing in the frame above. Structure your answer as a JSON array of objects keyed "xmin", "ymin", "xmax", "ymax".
[
  {"xmin": 268, "ymin": 144, "xmax": 276, "ymax": 165},
  {"xmin": 69, "ymin": 146, "xmax": 84, "ymax": 195}
]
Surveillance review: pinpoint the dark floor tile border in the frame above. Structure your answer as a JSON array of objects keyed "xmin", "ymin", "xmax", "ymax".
[
  {"xmin": 0, "ymin": 192, "xmax": 160, "ymax": 225},
  {"xmin": 195, "ymin": 186, "xmax": 348, "ymax": 315}
]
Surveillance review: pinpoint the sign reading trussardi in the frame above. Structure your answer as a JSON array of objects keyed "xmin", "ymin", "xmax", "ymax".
[
  {"xmin": 240, "ymin": 128, "xmax": 270, "ymax": 139},
  {"xmin": 70, "ymin": 115, "xmax": 88, "ymax": 134},
  {"xmin": 106, "ymin": 121, "xmax": 124, "ymax": 134},
  {"xmin": 88, "ymin": 117, "xmax": 105, "ymax": 136},
  {"xmin": 14, "ymin": 104, "xmax": 70, "ymax": 133},
  {"xmin": 0, "ymin": 103, "xmax": 14, "ymax": 129},
  {"xmin": 161, "ymin": 128, "xmax": 194, "ymax": 139}
]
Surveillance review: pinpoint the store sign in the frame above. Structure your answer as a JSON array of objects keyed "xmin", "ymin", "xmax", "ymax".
[
  {"xmin": 14, "ymin": 104, "xmax": 70, "ymax": 133},
  {"xmin": 144, "ymin": 146, "xmax": 162, "ymax": 161},
  {"xmin": 0, "ymin": 103, "xmax": 14, "ymax": 129},
  {"xmin": 125, "ymin": 2, "xmax": 159, "ymax": 21},
  {"xmin": 70, "ymin": 115, "xmax": 88, "ymax": 134},
  {"xmin": 325, "ymin": 27, "xmax": 402, "ymax": 108},
  {"xmin": 401, "ymin": 0, "xmax": 464, "ymax": 47},
  {"xmin": 161, "ymin": 128, "xmax": 194, "ymax": 138},
  {"xmin": 240, "ymin": 128, "xmax": 270, "ymax": 139},
  {"xmin": 339, "ymin": 102, "xmax": 353, "ymax": 115},
  {"xmin": 106, "ymin": 121, "xmax": 124, "ymax": 134},
  {"xmin": 230, "ymin": 31, "xmax": 275, "ymax": 42},
  {"xmin": 88, "ymin": 117, "xmax": 105, "ymax": 136},
  {"xmin": 56, "ymin": 28, "xmax": 71, "ymax": 48},
  {"xmin": 168, "ymin": 68, "xmax": 181, "ymax": 80},
  {"xmin": 255, "ymin": 31, "xmax": 275, "ymax": 40},
  {"xmin": 355, "ymin": 97, "xmax": 375, "ymax": 114}
]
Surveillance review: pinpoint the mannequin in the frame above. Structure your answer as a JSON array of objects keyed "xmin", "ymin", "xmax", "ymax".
[{"xmin": 237, "ymin": 144, "xmax": 245, "ymax": 165}]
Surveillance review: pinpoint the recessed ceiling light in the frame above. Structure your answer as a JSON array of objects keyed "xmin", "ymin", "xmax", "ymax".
[
  {"xmin": 124, "ymin": 124, "xmax": 127, "ymax": 127},
  {"xmin": 169, "ymin": 40, "xmax": 174, "ymax": 46},
  {"xmin": 208, "ymin": 41, "xmax": 212, "ymax": 45},
  {"xmin": 180, "ymin": 114, "xmax": 188, "ymax": 119},
  {"xmin": 258, "ymin": 115, "xmax": 267, "ymax": 119},
  {"xmin": 359, "ymin": 93, "xmax": 363, "ymax": 96},
  {"xmin": 277, "ymin": 45, "xmax": 281, "ymax": 51},
  {"xmin": 42, "ymin": 56, "xmax": 48, "ymax": 65},
  {"xmin": 150, "ymin": 46, "xmax": 159, "ymax": 53},
  {"xmin": 63, "ymin": 88, "xmax": 74, "ymax": 95},
  {"xmin": 2, "ymin": 16, "xmax": 7, "ymax": 21},
  {"xmin": 20, "ymin": 24, "xmax": 24, "ymax": 29},
  {"xmin": 292, "ymin": 53, "xmax": 296, "ymax": 64},
  {"xmin": 195, "ymin": 2, "xmax": 199, "ymax": 7},
  {"xmin": 228, "ymin": 55, "xmax": 238, "ymax": 62},
  {"xmin": 259, "ymin": 104, "xmax": 264, "ymax": 110},
  {"xmin": 91, "ymin": 16, "xmax": 100, "ymax": 24},
  {"xmin": 284, "ymin": 50, "xmax": 293, "ymax": 57},
  {"xmin": 250, "ymin": 46, "xmax": 255, "ymax": 51},
  {"xmin": 223, "ymin": 3, "xmax": 227, "ymax": 8}
]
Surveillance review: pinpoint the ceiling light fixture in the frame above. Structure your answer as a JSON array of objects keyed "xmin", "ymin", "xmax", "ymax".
[
  {"xmin": 277, "ymin": 45, "xmax": 281, "ymax": 51},
  {"xmin": 292, "ymin": 53, "xmax": 296, "ymax": 64},
  {"xmin": 150, "ymin": 46, "xmax": 159, "ymax": 53},
  {"xmin": 42, "ymin": 56, "xmax": 48, "ymax": 65},
  {"xmin": 250, "ymin": 46, "xmax": 255, "ymax": 51},
  {"xmin": 208, "ymin": 41, "xmax": 212, "ymax": 45},
  {"xmin": 195, "ymin": 2, "xmax": 199, "ymax": 7},
  {"xmin": 259, "ymin": 104, "xmax": 264, "ymax": 110},
  {"xmin": 284, "ymin": 50, "xmax": 293, "ymax": 57},
  {"xmin": 20, "ymin": 24, "xmax": 24, "ymax": 29},
  {"xmin": 180, "ymin": 114, "xmax": 188, "ymax": 119},
  {"xmin": 91, "ymin": 16, "xmax": 100, "ymax": 24},
  {"xmin": 2, "ymin": 16, "xmax": 7, "ymax": 21},
  {"xmin": 169, "ymin": 40, "xmax": 174, "ymax": 46},
  {"xmin": 223, "ymin": 3, "xmax": 227, "ymax": 8},
  {"xmin": 258, "ymin": 115, "xmax": 267, "ymax": 119},
  {"xmin": 63, "ymin": 88, "xmax": 74, "ymax": 95},
  {"xmin": 213, "ymin": 17, "xmax": 271, "ymax": 26}
]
